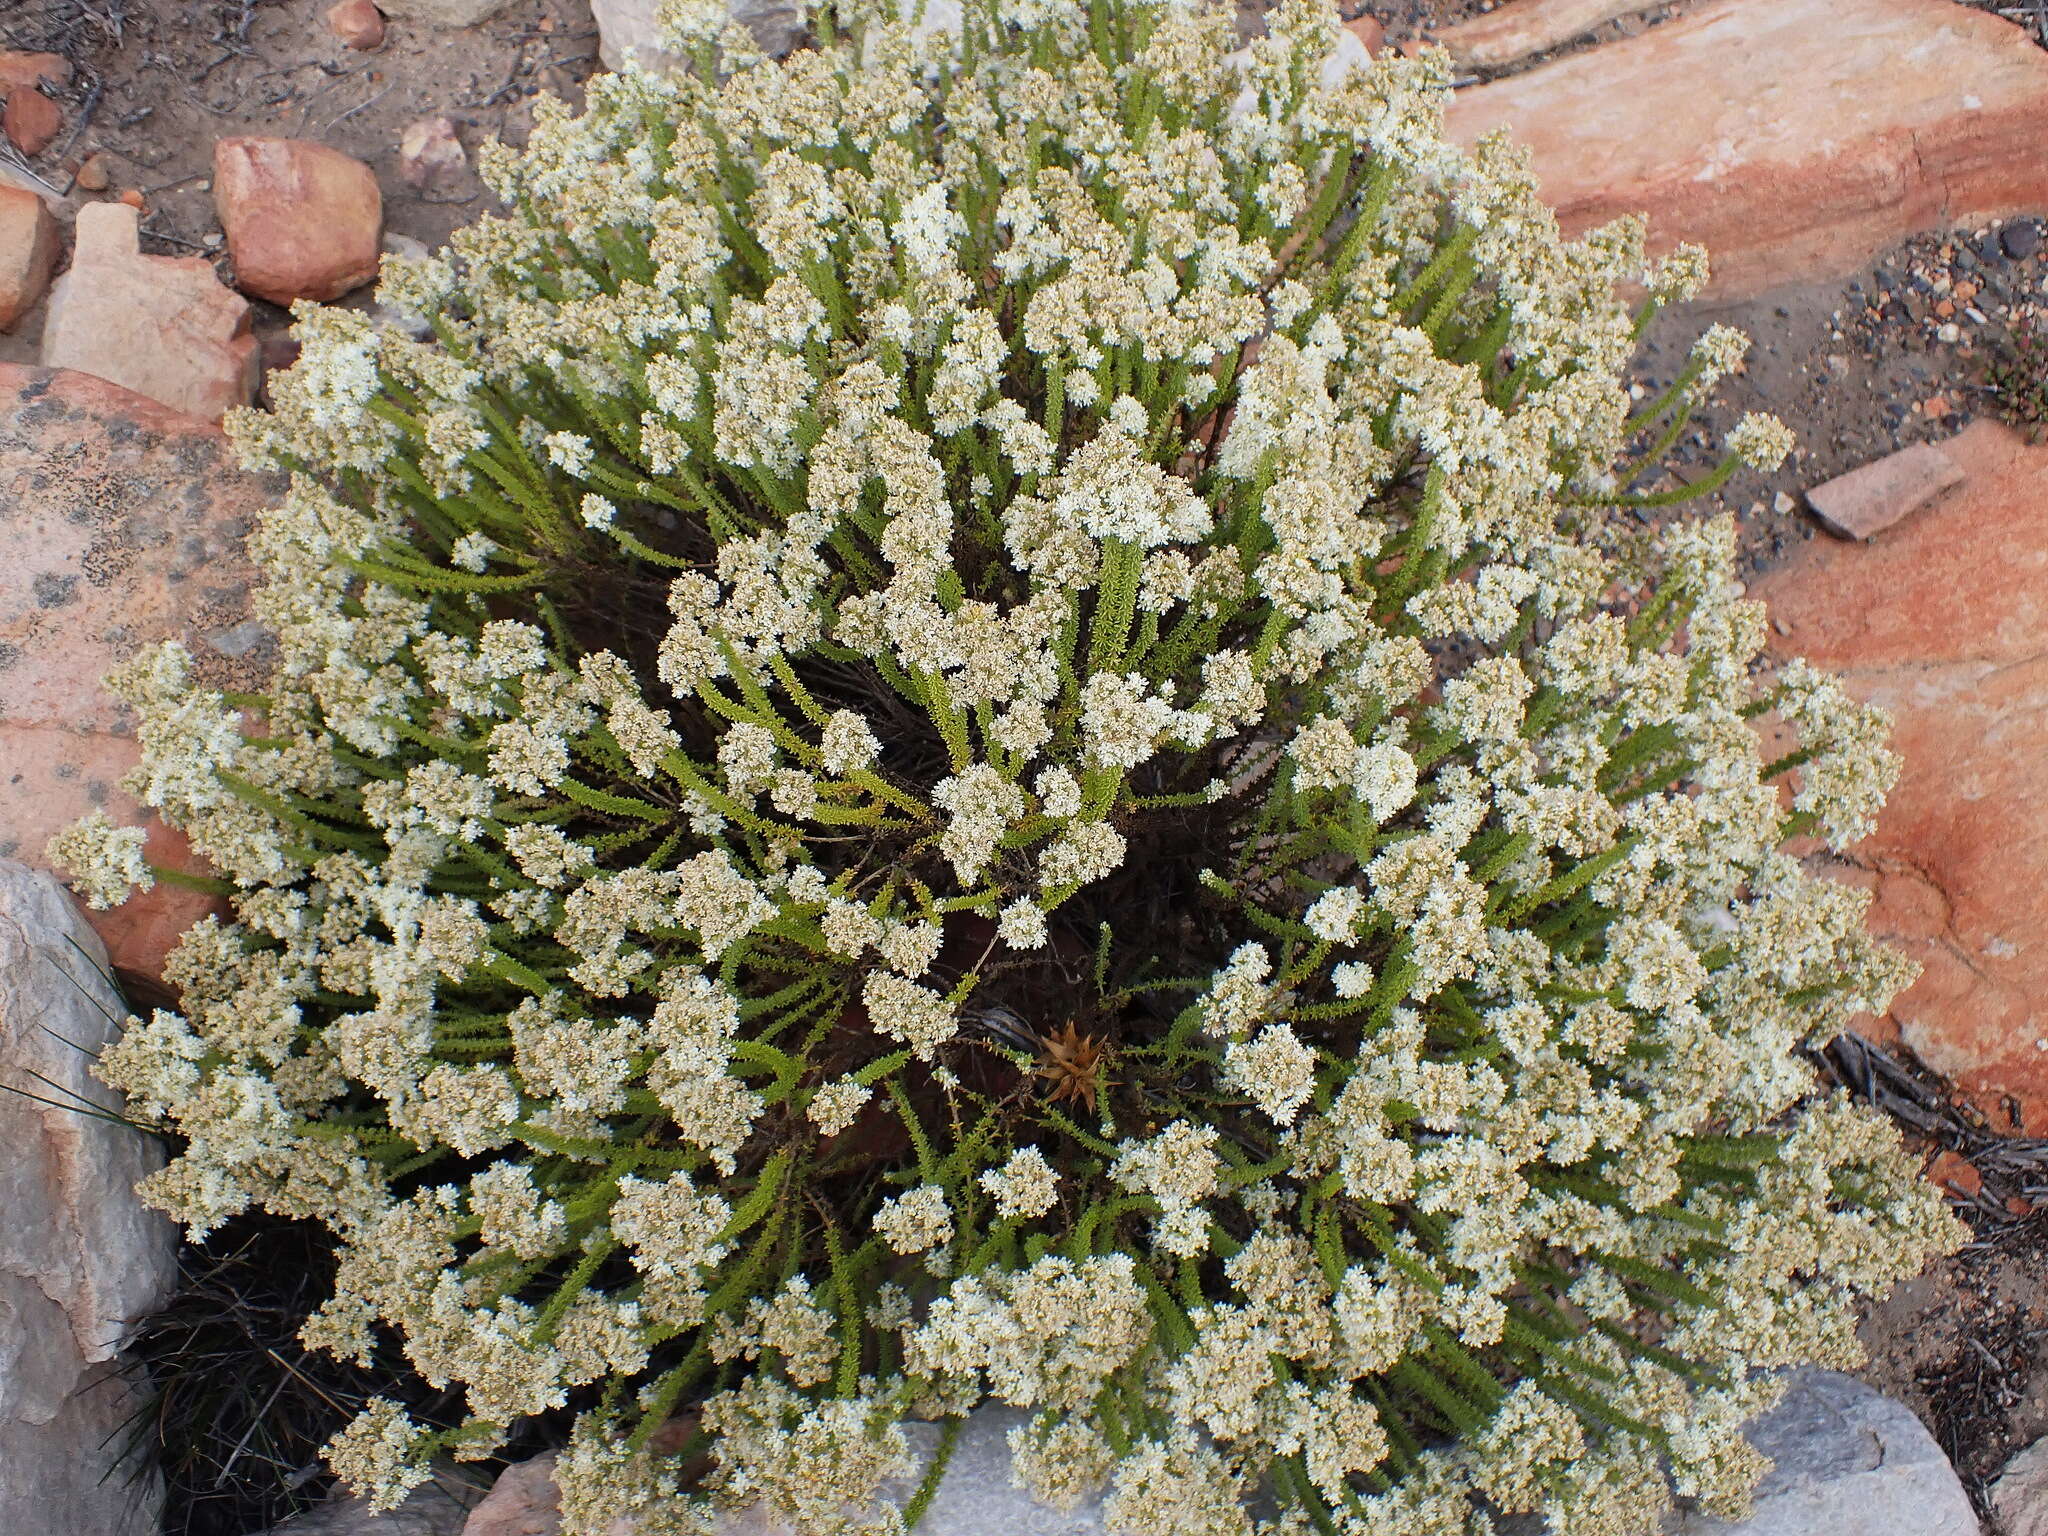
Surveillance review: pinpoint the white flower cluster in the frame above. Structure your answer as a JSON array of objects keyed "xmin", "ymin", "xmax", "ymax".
[{"xmin": 54, "ymin": 1, "xmax": 1956, "ymax": 1532}]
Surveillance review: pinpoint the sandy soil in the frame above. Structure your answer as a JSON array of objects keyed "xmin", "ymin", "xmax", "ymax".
[{"xmin": 0, "ymin": 0, "xmax": 603, "ymax": 366}]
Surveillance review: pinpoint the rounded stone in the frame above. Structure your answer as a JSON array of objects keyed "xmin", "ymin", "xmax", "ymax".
[{"xmin": 213, "ymin": 136, "xmax": 383, "ymax": 306}]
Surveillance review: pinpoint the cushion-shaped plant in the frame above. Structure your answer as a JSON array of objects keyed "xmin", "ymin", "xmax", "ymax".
[{"xmin": 53, "ymin": 0, "xmax": 1959, "ymax": 1531}]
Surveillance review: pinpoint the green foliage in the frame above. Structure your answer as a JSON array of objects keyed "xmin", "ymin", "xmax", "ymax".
[{"xmin": 1987, "ymin": 313, "xmax": 2048, "ymax": 439}]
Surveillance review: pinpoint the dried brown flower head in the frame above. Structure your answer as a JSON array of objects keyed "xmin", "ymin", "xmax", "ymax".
[{"xmin": 1036, "ymin": 1022, "xmax": 1110, "ymax": 1115}]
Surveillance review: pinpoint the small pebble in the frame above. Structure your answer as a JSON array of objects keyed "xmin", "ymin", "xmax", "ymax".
[
  {"xmin": 397, "ymin": 115, "xmax": 467, "ymax": 195},
  {"xmin": 257, "ymin": 327, "xmax": 302, "ymax": 376},
  {"xmin": 73, "ymin": 152, "xmax": 109, "ymax": 192},
  {"xmin": 117, "ymin": 187, "xmax": 144, "ymax": 209},
  {"xmin": 0, "ymin": 50, "xmax": 71, "ymax": 91},
  {"xmin": 2003, "ymin": 221, "xmax": 2043, "ymax": 261},
  {"xmin": 1937, "ymin": 322, "xmax": 1961, "ymax": 343},
  {"xmin": 326, "ymin": 0, "xmax": 387, "ymax": 50},
  {"xmin": 2, "ymin": 87, "xmax": 61, "ymax": 156},
  {"xmin": 1804, "ymin": 442, "xmax": 1966, "ymax": 541},
  {"xmin": 1772, "ymin": 491, "xmax": 1796, "ymax": 514}
]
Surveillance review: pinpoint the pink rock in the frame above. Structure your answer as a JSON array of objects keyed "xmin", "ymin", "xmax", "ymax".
[
  {"xmin": 1345, "ymin": 14, "xmax": 1387, "ymax": 57},
  {"xmin": 213, "ymin": 136, "xmax": 382, "ymax": 305},
  {"xmin": 41, "ymin": 201, "xmax": 260, "ymax": 423},
  {"xmin": 0, "ymin": 365, "xmax": 279, "ymax": 982},
  {"xmin": 1751, "ymin": 420, "xmax": 2048, "ymax": 1131},
  {"xmin": 326, "ymin": 0, "xmax": 389, "ymax": 50},
  {"xmin": 462, "ymin": 1452, "xmax": 563, "ymax": 1536},
  {"xmin": 0, "ymin": 51, "xmax": 71, "ymax": 92},
  {"xmin": 0, "ymin": 184, "xmax": 57, "ymax": 332},
  {"xmin": 1446, "ymin": 0, "xmax": 2048, "ymax": 301},
  {"xmin": 398, "ymin": 115, "xmax": 467, "ymax": 195},
  {"xmin": 1804, "ymin": 441, "xmax": 1968, "ymax": 541},
  {"xmin": 3, "ymin": 88, "xmax": 61, "ymax": 157},
  {"xmin": 464, "ymin": 1420, "xmax": 700, "ymax": 1536},
  {"xmin": 1435, "ymin": 0, "xmax": 1661, "ymax": 70}
]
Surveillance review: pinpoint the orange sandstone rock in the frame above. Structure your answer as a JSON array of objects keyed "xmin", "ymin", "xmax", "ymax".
[
  {"xmin": 0, "ymin": 366, "xmax": 280, "ymax": 982},
  {"xmin": 326, "ymin": 0, "xmax": 389, "ymax": 50},
  {"xmin": 0, "ymin": 52, "xmax": 71, "ymax": 92},
  {"xmin": 213, "ymin": 136, "xmax": 382, "ymax": 305},
  {"xmin": 1926, "ymin": 1149, "xmax": 1983, "ymax": 1201},
  {"xmin": 1446, "ymin": 0, "xmax": 2048, "ymax": 302},
  {"xmin": 0, "ymin": 184, "xmax": 56, "ymax": 332},
  {"xmin": 1344, "ymin": 13, "xmax": 1387, "ymax": 56},
  {"xmin": 1434, "ymin": 0, "xmax": 1660, "ymax": 71},
  {"xmin": 1752, "ymin": 420, "xmax": 2048, "ymax": 1132},
  {"xmin": 40, "ymin": 201, "xmax": 260, "ymax": 423},
  {"xmin": 2, "ymin": 87, "xmax": 61, "ymax": 158}
]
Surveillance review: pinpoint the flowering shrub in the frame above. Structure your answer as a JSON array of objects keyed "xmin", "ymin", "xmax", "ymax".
[
  {"xmin": 1988, "ymin": 312, "xmax": 2048, "ymax": 440},
  {"xmin": 53, "ymin": 0, "xmax": 1960, "ymax": 1531}
]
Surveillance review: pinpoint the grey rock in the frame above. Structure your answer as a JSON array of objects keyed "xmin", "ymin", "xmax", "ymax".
[
  {"xmin": 915, "ymin": 1379, "xmax": 1977, "ymax": 1536},
  {"xmin": 893, "ymin": 1408, "xmax": 1104, "ymax": 1536},
  {"xmin": 591, "ymin": 0, "xmax": 805, "ymax": 74},
  {"xmin": 372, "ymin": 0, "xmax": 515, "ymax": 26},
  {"xmin": 382, "ymin": 232, "xmax": 433, "ymax": 264},
  {"xmin": 1670, "ymin": 1370, "xmax": 1978, "ymax": 1536},
  {"xmin": 469, "ymin": 1377, "xmax": 1975, "ymax": 1536},
  {"xmin": 207, "ymin": 617, "xmax": 274, "ymax": 659},
  {"xmin": 2003, "ymin": 220, "xmax": 2043, "ymax": 261},
  {"xmin": 467, "ymin": 1409, "xmax": 1107, "ymax": 1535},
  {"xmin": 1993, "ymin": 1434, "xmax": 2048, "ymax": 1536},
  {"xmin": 261, "ymin": 1477, "xmax": 475, "ymax": 1535},
  {"xmin": 1226, "ymin": 24, "xmax": 1374, "ymax": 118},
  {"xmin": 375, "ymin": 232, "xmax": 439, "ymax": 341},
  {"xmin": 0, "ymin": 1360, "xmax": 160, "ymax": 1536},
  {"xmin": 0, "ymin": 858, "xmax": 177, "ymax": 1535},
  {"xmin": 589, "ymin": 0, "xmax": 681, "ymax": 73}
]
